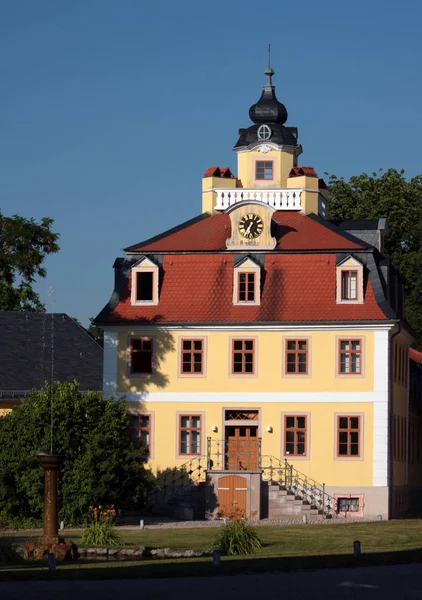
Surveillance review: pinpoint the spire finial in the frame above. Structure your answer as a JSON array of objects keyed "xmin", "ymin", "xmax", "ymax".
[{"xmin": 264, "ymin": 44, "xmax": 274, "ymax": 89}]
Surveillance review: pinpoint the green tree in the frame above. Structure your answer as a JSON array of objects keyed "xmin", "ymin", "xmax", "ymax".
[
  {"xmin": 87, "ymin": 317, "xmax": 104, "ymax": 346},
  {"xmin": 0, "ymin": 212, "xmax": 59, "ymax": 311},
  {"xmin": 328, "ymin": 169, "xmax": 422, "ymax": 349},
  {"xmin": 0, "ymin": 382, "xmax": 151, "ymax": 526}
]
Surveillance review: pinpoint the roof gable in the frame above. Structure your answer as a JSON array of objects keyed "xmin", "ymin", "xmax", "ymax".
[
  {"xmin": 127, "ymin": 211, "xmax": 366, "ymax": 253},
  {"xmin": 0, "ymin": 313, "xmax": 103, "ymax": 394},
  {"xmin": 336, "ymin": 255, "xmax": 363, "ymax": 268},
  {"xmin": 132, "ymin": 256, "xmax": 158, "ymax": 269},
  {"xmin": 234, "ymin": 256, "xmax": 261, "ymax": 269}
]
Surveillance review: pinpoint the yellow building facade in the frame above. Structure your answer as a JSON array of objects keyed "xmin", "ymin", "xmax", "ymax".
[{"xmin": 96, "ymin": 65, "xmax": 411, "ymax": 519}]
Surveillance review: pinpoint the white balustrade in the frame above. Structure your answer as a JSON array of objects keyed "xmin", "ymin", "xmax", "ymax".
[{"xmin": 214, "ymin": 188, "xmax": 303, "ymax": 211}]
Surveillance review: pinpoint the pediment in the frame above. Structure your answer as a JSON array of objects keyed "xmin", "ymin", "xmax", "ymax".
[
  {"xmin": 336, "ymin": 255, "xmax": 363, "ymax": 269},
  {"xmin": 132, "ymin": 256, "xmax": 158, "ymax": 269}
]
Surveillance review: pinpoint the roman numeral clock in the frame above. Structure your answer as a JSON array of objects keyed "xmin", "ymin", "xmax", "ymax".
[{"xmin": 226, "ymin": 203, "xmax": 276, "ymax": 250}]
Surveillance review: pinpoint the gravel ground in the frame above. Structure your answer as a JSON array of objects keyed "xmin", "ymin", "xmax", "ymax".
[{"xmin": 117, "ymin": 515, "xmax": 379, "ymax": 530}]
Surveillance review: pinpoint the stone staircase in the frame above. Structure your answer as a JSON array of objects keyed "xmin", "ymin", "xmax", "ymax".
[{"xmin": 267, "ymin": 483, "xmax": 325, "ymax": 519}]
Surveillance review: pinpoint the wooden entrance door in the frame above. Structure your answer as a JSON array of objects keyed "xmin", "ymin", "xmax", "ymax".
[
  {"xmin": 217, "ymin": 475, "xmax": 247, "ymax": 517},
  {"xmin": 225, "ymin": 426, "xmax": 258, "ymax": 470}
]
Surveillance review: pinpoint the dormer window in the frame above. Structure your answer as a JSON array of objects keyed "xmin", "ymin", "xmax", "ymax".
[
  {"xmin": 341, "ymin": 270, "xmax": 357, "ymax": 300},
  {"xmin": 233, "ymin": 257, "xmax": 261, "ymax": 305},
  {"xmin": 336, "ymin": 257, "xmax": 363, "ymax": 304},
  {"xmin": 136, "ymin": 272, "xmax": 153, "ymax": 301},
  {"xmin": 131, "ymin": 257, "xmax": 159, "ymax": 306},
  {"xmin": 238, "ymin": 272, "xmax": 255, "ymax": 302}
]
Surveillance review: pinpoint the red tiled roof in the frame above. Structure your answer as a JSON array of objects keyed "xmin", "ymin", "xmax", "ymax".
[
  {"xmin": 104, "ymin": 253, "xmax": 387, "ymax": 324},
  {"xmin": 129, "ymin": 211, "xmax": 365, "ymax": 253},
  {"xmin": 203, "ymin": 166, "xmax": 235, "ymax": 178},
  {"xmin": 410, "ymin": 348, "xmax": 422, "ymax": 364},
  {"xmin": 289, "ymin": 166, "xmax": 318, "ymax": 178}
]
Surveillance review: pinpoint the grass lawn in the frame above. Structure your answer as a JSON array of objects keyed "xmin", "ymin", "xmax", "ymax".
[{"xmin": 1, "ymin": 520, "xmax": 422, "ymax": 581}]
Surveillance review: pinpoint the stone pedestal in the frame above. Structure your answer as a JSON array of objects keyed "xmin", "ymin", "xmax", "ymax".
[
  {"xmin": 36, "ymin": 453, "xmax": 62, "ymax": 544},
  {"xmin": 23, "ymin": 453, "xmax": 78, "ymax": 561}
]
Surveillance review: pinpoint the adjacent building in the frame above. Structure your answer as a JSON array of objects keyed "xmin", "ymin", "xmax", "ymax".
[
  {"xmin": 0, "ymin": 312, "xmax": 103, "ymax": 414},
  {"xmin": 95, "ymin": 66, "xmax": 416, "ymax": 519}
]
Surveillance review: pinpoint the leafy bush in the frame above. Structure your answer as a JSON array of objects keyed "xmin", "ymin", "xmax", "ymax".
[
  {"xmin": 0, "ymin": 538, "xmax": 21, "ymax": 563},
  {"xmin": 80, "ymin": 505, "xmax": 122, "ymax": 548},
  {"xmin": 213, "ymin": 507, "xmax": 261, "ymax": 556},
  {"xmin": 0, "ymin": 382, "xmax": 153, "ymax": 526}
]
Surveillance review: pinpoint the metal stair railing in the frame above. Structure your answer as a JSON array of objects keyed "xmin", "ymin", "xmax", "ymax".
[
  {"xmin": 146, "ymin": 456, "xmax": 207, "ymax": 509},
  {"xmin": 261, "ymin": 455, "xmax": 341, "ymax": 518}
]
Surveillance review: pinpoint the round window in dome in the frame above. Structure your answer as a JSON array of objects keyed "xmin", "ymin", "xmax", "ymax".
[{"xmin": 257, "ymin": 124, "xmax": 272, "ymax": 141}]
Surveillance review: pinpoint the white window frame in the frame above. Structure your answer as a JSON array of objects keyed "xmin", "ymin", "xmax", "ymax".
[
  {"xmin": 336, "ymin": 257, "xmax": 364, "ymax": 304},
  {"xmin": 233, "ymin": 259, "xmax": 261, "ymax": 306},
  {"xmin": 257, "ymin": 124, "xmax": 272, "ymax": 141},
  {"xmin": 131, "ymin": 257, "xmax": 159, "ymax": 306}
]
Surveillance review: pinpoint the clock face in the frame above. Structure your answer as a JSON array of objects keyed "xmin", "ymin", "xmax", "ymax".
[{"xmin": 238, "ymin": 213, "xmax": 264, "ymax": 239}]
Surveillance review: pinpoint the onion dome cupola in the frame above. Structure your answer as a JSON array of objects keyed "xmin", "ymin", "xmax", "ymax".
[{"xmin": 234, "ymin": 65, "xmax": 302, "ymax": 154}]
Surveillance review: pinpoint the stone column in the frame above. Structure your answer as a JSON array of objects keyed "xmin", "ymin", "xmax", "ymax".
[{"xmin": 36, "ymin": 453, "xmax": 61, "ymax": 544}]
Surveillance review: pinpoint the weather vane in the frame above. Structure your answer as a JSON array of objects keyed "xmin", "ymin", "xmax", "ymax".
[{"xmin": 268, "ymin": 43, "xmax": 271, "ymax": 67}]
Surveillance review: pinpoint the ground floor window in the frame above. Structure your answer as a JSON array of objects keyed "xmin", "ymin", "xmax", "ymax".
[
  {"xmin": 284, "ymin": 415, "xmax": 307, "ymax": 456},
  {"xmin": 129, "ymin": 413, "xmax": 152, "ymax": 456},
  {"xmin": 334, "ymin": 493, "xmax": 364, "ymax": 516},
  {"xmin": 179, "ymin": 414, "xmax": 202, "ymax": 456},
  {"xmin": 336, "ymin": 415, "xmax": 361, "ymax": 457}
]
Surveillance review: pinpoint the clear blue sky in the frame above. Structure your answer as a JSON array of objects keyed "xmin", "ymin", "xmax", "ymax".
[{"xmin": 1, "ymin": 0, "xmax": 421, "ymax": 326}]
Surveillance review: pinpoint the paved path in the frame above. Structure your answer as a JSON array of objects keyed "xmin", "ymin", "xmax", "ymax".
[{"xmin": 2, "ymin": 564, "xmax": 422, "ymax": 600}]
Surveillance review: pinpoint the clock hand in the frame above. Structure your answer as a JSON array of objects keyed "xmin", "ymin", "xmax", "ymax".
[{"xmin": 244, "ymin": 222, "xmax": 253, "ymax": 236}]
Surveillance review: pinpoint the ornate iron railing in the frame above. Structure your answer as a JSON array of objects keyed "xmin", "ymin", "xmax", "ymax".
[
  {"xmin": 207, "ymin": 437, "xmax": 262, "ymax": 471},
  {"xmin": 261, "ymin": 455, "xmax": 340, "ymax": 518},
  {"xmin": 146, "ymin": 456, "xmax": 207, "ymax": 508}
]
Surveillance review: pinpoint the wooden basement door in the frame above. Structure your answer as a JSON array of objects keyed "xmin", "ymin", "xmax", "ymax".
[
  {"xmin": 225, "ymin": 426, "xmax": 258, "ymax": 470},
  {"xmin": 217, "ymin": 475, "xmax": 247, "ymax": 517}
]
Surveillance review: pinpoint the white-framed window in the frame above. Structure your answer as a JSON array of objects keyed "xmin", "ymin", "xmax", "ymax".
[
  {"xmin": 336, "ymin": 256, "xmax": 364, "ymax": 304},
  {"xmin": 131, "ymin": 257, "xmax": 159, "ymax": 306},
  {"xmin": 233, "ymin": 258, "xmax": 261, "ymax": 305},
  {"xmin": 257, "ymin": 124, "xmax": 272, "ymax": 141}
]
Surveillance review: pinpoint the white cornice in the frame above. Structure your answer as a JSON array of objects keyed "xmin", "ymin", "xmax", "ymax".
[{"xmin": 101, "ymin": 323, "xmax": 395, "ymax": 333}]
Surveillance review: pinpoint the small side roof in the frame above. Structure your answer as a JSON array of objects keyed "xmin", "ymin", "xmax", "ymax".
[{"xmin": 0, "ymin": 312, "xmax": 103, "ymax": 395}]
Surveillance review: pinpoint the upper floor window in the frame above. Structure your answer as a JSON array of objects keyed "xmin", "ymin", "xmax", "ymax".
[
  {"xmin": 338, "ymin": 338, "xmax": 362, "ymax": 375},
  {"xmin": 179, "ymin": 338, "xmax": 205, "ymax": 376},
  {"xmin": 131, "ymin": 257, "xmax": 159, "ymax": 306},
  {"xmin": 129, "ymin": 337, "xmax": 154, "ymax": 375},
  {"xmin": 231, "ymin": 339, "xmax": 256, "ymax": 375},
  {"xmin": 255, "ymin": 160, "xmax": 273, "ymax": 181},
  {"xmin": 336, "ymin": 256, "xmax": 363, "ymax": 304},
  {"xmin": 233, "ymin": 258, "xmax": 261, "ymax": 306},
  {"xmin": 285, "ymin": 339, "xmax": 308, "ymax": 375}
]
